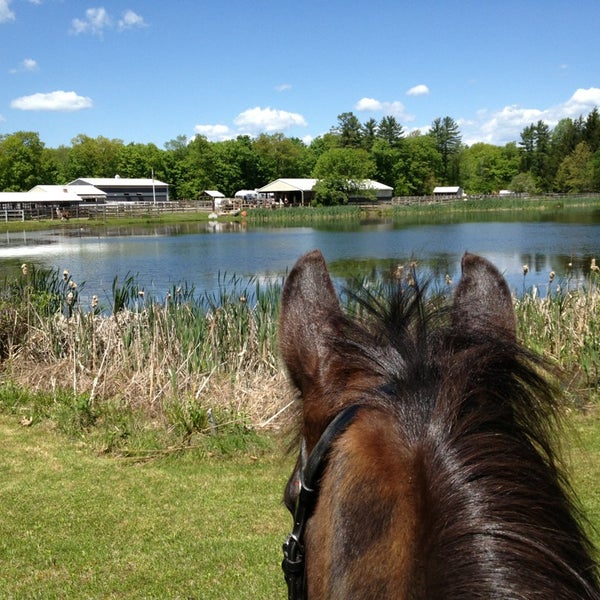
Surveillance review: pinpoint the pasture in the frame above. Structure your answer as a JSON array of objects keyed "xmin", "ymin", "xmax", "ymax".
[{"xmin": 0, "ymin": 409, "xmax": 598, "ymax": 598}]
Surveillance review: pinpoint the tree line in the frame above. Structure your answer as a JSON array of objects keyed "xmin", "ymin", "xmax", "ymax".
[{"xmin": 1, "ymin": 107, "xmax": 599, "ymax": 204}]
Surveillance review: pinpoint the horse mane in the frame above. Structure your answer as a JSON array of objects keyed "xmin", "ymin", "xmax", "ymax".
[{"xmin": 329, "ymin": 277, "xmax": 600, "ymax": 598}]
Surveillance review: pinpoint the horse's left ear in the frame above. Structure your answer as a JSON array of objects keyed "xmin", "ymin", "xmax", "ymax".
[
  {"xmin": 452, "ymin": 253, "xmax": 516, "ymax": 339},
  {"xmin": 279, "ymin": 250, "xmax": 344, "ymax": 396}
]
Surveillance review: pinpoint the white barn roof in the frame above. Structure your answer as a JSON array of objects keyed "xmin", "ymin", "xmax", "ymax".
[
  {"xmin": 69, "ymin": 177, "xmax": 168, "ymax": 187},
  {"xmin": 258, "ymin": 178, "xmax": 318, "ymax": 193},
  {"xmin": 202, "ymin": 190, "xmax": 225, "ymax": 198},
  {"xmin": 433, "ymin": 186, "xmax": 463, "ymax": 194},
  {"xmin": 30, "ymin": 184, "xmax": 106, "ymax": 200}
]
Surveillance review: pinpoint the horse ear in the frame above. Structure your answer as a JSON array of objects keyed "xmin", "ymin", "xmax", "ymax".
[
  {"xmin": 452, "ymin": 253, "xmax": 516, "ymax": 338},
  {"xmin": 279, "ymin": 250, "xmax": 343, "ymax": 395}
]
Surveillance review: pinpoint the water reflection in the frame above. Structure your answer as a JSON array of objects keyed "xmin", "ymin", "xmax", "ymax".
[{"xmin": 1, "ymin": 210, "xmax": 599, "ymax": 303}]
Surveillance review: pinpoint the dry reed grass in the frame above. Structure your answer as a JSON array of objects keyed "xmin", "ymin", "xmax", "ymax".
[{"xmin": 1, "ymin": 262, "xmax": 598, "ymax": 441}]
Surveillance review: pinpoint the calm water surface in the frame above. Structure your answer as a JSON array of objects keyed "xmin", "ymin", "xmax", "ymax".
[{"xmin": 1, "ymin": 212, "xmax": 599, "ymax": 304}]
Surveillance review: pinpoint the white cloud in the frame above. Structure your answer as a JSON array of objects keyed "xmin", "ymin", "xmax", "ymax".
[
  {"xmin": 354, "ymin": 97, "xmax": 413, "ymax": 122},
  {"xmin": 193, "ymin": 124, "xmax": 232, "ymax": 141},
  {"xmin": 10, "ymin": 90, "xmax": 93, "ymax": 111},
  {"xmin": 9, "ymin": 58, "xmax": 38, "ymax": 74},
  {"xmin": 406, "ymin": 84, "xmax": 429, "ymax": 96},
  {"xmin": 355, "ymin": 97, "xmax": 383, "ymax": 111},
  {"xmin": 71, "ymin": 7, "xmax": 111, "ymax": 35},
  {"xmin": 562, "ymin": 87, "xmax": 600, "ymax": 116},
  {"xmin": 275, "ymin": 83, "xmax": 292, "ymax": 92},
  {"xmin": 194, "ymin": 107, "xmax": 307, "ymax": 141},
  {"xmin": 118, "ymin": 9, "xmax": 146, "ymax": 31},
  {"xmin": 463, "ymin": 87, "xmax": 600, "ymax": 146},
  {"xmin": 22, "ymin": 58, "xmax": 38, "ymax": 71},
  {"xmin": 71, "ymin": 7, "xmax": 146, "ymax": 35},
  {"xmin": 0, "ymin": 0, "xmax": 15, "ymax": 23},
  {"xmin": 234, "ymin": 106, "xmax": 307, "ymax": 134}
]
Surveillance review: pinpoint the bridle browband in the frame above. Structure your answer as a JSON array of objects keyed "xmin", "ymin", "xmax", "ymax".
[{"xmin": 282, "ymin": 404, "xmax": 363, "ymax": 600}]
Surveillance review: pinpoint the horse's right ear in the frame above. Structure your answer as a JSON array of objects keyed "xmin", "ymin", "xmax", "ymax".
[
  {"xmin": 279, "ymin": 250, "xmax": 344, "ymax": 395},
  {"xmin": 452, "ymin": 252, "xmax": 516, "ymax": 339}
]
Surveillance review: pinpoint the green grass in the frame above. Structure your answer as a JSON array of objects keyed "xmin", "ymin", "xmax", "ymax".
[
  {"xmin": 0, "ymin": 408, "xmax": 599, "ymax": 599},
  {"xmin": 0, "ymin": 414, "xmax": 292, "ymax": 599}
]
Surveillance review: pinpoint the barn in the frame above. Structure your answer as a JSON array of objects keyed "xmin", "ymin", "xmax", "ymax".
[{"xmin": 69, "ymin": 176, "xmax": 169, "ymax": 203}]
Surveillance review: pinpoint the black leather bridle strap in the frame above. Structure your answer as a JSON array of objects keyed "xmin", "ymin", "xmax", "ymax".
[{"xmin": 282, "ymin": 404, "xmax": 363, "ymax": 600}]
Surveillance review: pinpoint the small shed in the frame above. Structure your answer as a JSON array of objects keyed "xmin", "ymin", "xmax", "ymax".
[
  {"xmin": 199, "ymin": 190, "xmax": 228, "ymax": 210},
  {"xmin": 433, "ymin": 186, "xmax": 464, "ymax": 198}
]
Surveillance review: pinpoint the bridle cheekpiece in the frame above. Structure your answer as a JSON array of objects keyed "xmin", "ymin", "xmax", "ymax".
[{"xmin": 282, "ymin": 404, "xmax": 362, "ymax": 600}]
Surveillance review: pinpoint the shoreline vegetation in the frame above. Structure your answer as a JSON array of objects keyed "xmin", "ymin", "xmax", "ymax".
[
  {"xmin": 1, "ymin": 193, "xmax": 600, "ymax": 234},
  {"xmin": 0, "ymin": 195, "xmax": 598, "ymax": 458}
]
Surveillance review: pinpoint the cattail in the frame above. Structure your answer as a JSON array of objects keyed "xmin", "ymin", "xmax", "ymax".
[
  {"xmin": 66, "ymin": 291, "xmax": 74, "ymax": 305},
  {"xmin": 69, "ymin": 280, "xmax": 77, "ymax": 289},
  {"xmin": 591, "ymin": 258, "xmax": 599, "ymax": 273},
  {"xmin": 91, "ymin": 295, "xmax": 98, "ymax": 308},
  {"xmin": 138, "ymin": 290, "xmax": 145, "ymax": 298},
  {"xmin": 549, "ymin": 271, "xmax": 555, "ymax": 283},
  {"xmin": 522, "ymin": 265, "xmax": 529, "ymax": 275},
  {"xmin": 20, "ymin": 263, "xmax": 28, "ymax": 276},
  {"xmin": 63, "ymin": 270, "xmax": 69, "ymax": 281},
  {"xmin": 445, "ymin": 274, "xmax": 452, "ymax": 286},
  {"xmin": 394, "ymin": 264, "xmax": 404, "ymax": 280}
]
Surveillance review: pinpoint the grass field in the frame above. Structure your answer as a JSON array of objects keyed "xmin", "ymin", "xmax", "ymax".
[
  {"xmin": 0, "ymin": 414, "xmax": 292, "ymax": 599},
  {"xmin": 0, "ymin": 407, "xmax": 599, "ymax": 599}
]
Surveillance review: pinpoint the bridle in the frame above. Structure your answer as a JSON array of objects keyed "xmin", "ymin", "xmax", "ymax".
[{"xmin": 282, "ymin": 404, "xmax": 363, "ymax": 600}]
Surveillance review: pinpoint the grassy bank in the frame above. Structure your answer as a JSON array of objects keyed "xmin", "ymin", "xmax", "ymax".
[{"xmin": 2, "ymin": 194, "xmax": 600, "ymax": 234}]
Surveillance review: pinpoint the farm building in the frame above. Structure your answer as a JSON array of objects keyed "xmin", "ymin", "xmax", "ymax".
[
  {"xmin": 0, "ymin": 185, "xmax": 98, "ymax": 218},
  {"xmin": 68, "ymin": 176, "xmax": 169, "ymax": 203},
  {"xmin": 433, "ymin": 186, "xmax": 464, "ymax": 198},
  {"xmin": 30, "ymin": 184, "xmax": 107, "ymax": 203},
  {"xmin": 258, "ymin": 178, "xmax": 393, "ymax": 205}
]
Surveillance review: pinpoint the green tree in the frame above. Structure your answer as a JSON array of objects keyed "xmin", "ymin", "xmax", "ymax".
[
  {"xmin": 519, "ymin": 120, "xmax": 552, "ymax": 191},
  {"xmin": 583, "ymin": 107, "xmax": 600, "ymax": 153},
  {"xmin": 63, "ymin": 134, "xmax": 123, "ymax": 181},
  {"xmin": 116, "ymin": 143, "xmax": 166, "ymax": 180},
  {"xmin": 459, "ymin": 142, "xmax": 520, "ymax": 193},
  {"xmin": 312, "ymin": 147, "xmax": 375, "ymax": 180},
  {"xmin": 555, "ymin": 142, "xmax": 595, "ymax": 192},
  {"xmin": 370, "ymin": 139, "xmax": 401, "ymax": 188},
  {"xmin": 509, "ymin": 172, "xmax": 538, "ymax": 194},
  {"xmin": 549, "ymin": 117, "xmax": 583, "ymax": 176},
  {"xmin": 253, "ymin": 133, "xmax": 308, "ymax": 182},
  {"xmin": 394, "ymin": 134, "xmax": 441, "ymax": 195},
  {"xmin": 377, "ymin": 115, "xmax": 404, "ymax": 148},
  {"xmin": 208, "ymin": 136, "xmax": 261, "ymax": 196},
  {"xmin": 312, "ymin": 177, "xmax": 350, "ymax": 206},
  {"xmin": 0, "ymin": 131, "xmax": 51, "ymax": 191},
  {"xmin": 331, "ymin": 112, "xmax": 363, "ymax": 148},
  {"xmin": 177, "ymin": 134, "xmax": 213, "ymax": 199},
  {"xmin": 428, "ymin": 116, "xmax": 461, "ymax": 183},
  {"xmin": 361, "ymin": 118, "xmax": 378, "ymax": 151}
]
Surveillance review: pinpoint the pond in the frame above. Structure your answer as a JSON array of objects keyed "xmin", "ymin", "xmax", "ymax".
[{"xmin": 1, "ymin": 209, "xmax": 600, "ymax": 305}]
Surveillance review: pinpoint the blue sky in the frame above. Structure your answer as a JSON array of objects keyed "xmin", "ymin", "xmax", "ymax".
[{"xmin": 1, "ymin": 0, "xmax": 599, "ymax": 149}]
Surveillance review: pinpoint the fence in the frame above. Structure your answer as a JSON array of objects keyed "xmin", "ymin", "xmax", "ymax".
[{"xmin": 1, "ymin": 209, "xmax": 25, "ymax": 222}]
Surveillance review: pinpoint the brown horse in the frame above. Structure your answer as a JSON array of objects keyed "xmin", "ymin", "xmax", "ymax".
[{"xmin": 280, "ymin": 250, "xmax": 600, "ymax": 600}]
